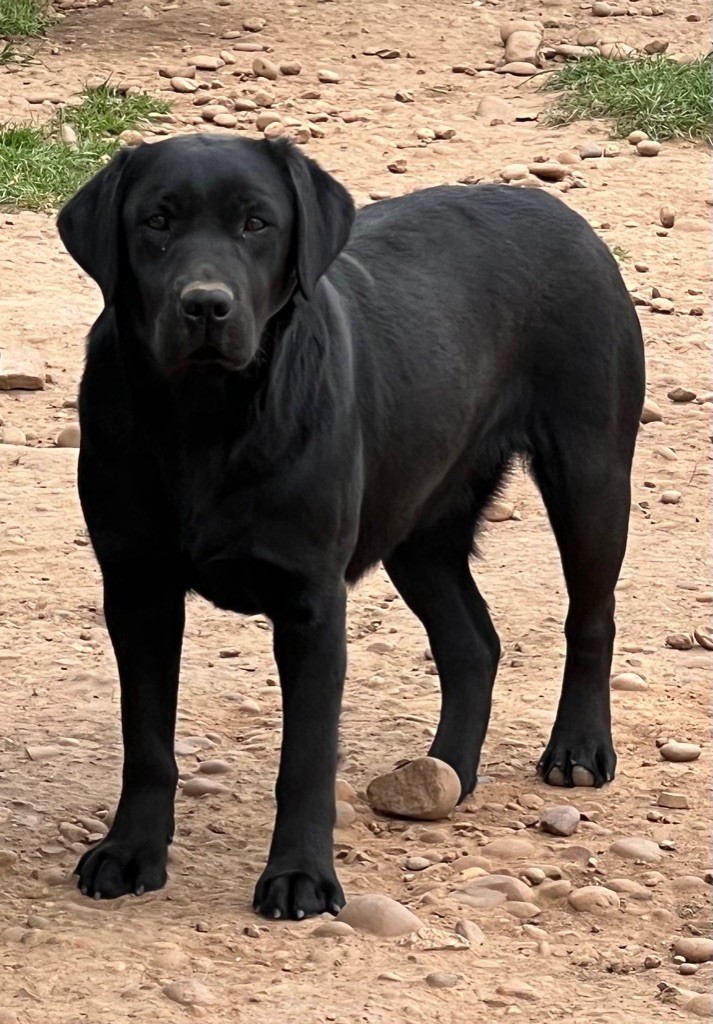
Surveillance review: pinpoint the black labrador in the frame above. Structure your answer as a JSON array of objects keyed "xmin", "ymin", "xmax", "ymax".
[{"xmin": 57, "ymin": 135, "xmax": 644, "ymax": 919}]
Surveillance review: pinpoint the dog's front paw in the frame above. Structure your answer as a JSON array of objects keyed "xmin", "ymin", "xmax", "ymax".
[
  {"xmin": 537, "ymin": 727, "xmax": 616, "ymax": 788},
  {"xmin": 253, "ymin": 863, "xmax": 344, "ymax": 920},
  {"xmin": 75, "ymin": 832, "xmax": 169, "ymax": 899}
]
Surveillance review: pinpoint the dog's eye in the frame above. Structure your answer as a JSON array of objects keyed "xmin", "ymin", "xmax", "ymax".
[
  {"xmin": 146, "ymin": 214, "xmax": 168, "ymax": 231},
  {"xmin": 244, "ymin": 217, "xmax": 266, "ymax": 233}
]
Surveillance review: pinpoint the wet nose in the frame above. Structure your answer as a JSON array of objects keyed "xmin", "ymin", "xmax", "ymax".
[{"xmin": 180, "ymin": 282, "xmax": 235, "ymax": 322}]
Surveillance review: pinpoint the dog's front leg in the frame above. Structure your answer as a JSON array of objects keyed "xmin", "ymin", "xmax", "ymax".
[
  {"xmin": 75, "ymin": 567, "xmax": 184, "ymax": 899},
  {"xmin": 254, "ymin": 582, "xmax": 347, "ymax": 920}
]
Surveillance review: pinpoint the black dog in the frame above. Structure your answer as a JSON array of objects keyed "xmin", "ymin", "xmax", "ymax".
[{"xmin": 57, "ymin": 135, "xmax": 644, "ymax": 919}]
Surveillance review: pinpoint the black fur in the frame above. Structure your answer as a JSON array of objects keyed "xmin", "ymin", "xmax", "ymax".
[{"xmin": 57, "ymin": 135, "xmax": 645, "ymax": 919}]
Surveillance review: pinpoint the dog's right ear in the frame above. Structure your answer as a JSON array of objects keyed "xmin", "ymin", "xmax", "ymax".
[{"xmin": 57, "ymin": 147, "xmax": 133, "ymax": 305}]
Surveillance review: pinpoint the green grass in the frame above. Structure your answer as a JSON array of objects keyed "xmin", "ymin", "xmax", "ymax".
[
  {"xmin": 0, "ymin": 85, "xmax": 171, "ymax": 210},
  {"xmin": 543, "ymin": 53, "xmax": 712, "ymax": 143},
  {"xmin": 0, "ymin": 0, "xmax": 52, "ymax": 38}
]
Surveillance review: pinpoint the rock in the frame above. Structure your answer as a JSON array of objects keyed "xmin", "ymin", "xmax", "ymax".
[
  {"xmin": 476, "ymin": 95, "xmax": 515, "ymax": 121},
  {"xmin": 694, "ymin": 628, "xmax": 713, "ymax": 651},
  {"xmin": 592, "ymin": 1, "xmax": 612, "ymax": 14},
  {"xmin": 25, "ymin": 745, "xmax": 62, "ymax": 761},
  {"xmin": 311, "ymin": 920, "xmax": 354, "ymax": 938},
  {"xmin": 243, "ymin": 16, "xmax": 266, "ymax": 31},
  {"xmin": 580, "ymin": 144, "xmax": 603, "ymax": 159},
  {"xmin": 599, "ymin": 42, "xmax": 636, "ymax": 59},
  {"xmin": 119, "ymin": 130, "xmax": 144, "ymax": 147},
  {"xmin": 335, "ymin": 778, "xmax": 357, "ymax": 803},
  {"xmin": 527, "ymin": 162, "xmax": 566, "ymax": 182},
  {"xmin": 611, "ymin": 671, "xmax": 647, "ymax": 692},
  {"xmin": 191, "ymin": 54, "xmax": 223, "ymax": 71},
  {"xmin": 0, "ymin": 348, "xmax": 45, "ymax": 390},
  {"xmin": 455, "ymin": 919, "xmax": 485, "ymax": 945},
  {"xmin": 637, "ymin": 140, "xmax": 661, "ymax": 157},
  {"xmin": 56, "ymin": 424, "xmax": 81, "ymax": 448},
  {"xmin": 159, "ymin": 65, "xmax": 196, "ymax": 79},
  {"xmin": 660, "ymin": 205, "xmax": 676, "ymax": 228},
  {"xmin": 651, "ymin": 298, "xmax": 674, "ymax": 314},
  {"xmin": 0, "ymin": 850, "xmax": 18, "ymax": 869},
  {"xmin": 568, "ymin": 886, "xmax": 620, "ymax": 913},
  {"xmin": 640, "ymin": 397, "xmax": 663, "ymax": 423},
  {"xmin": 337, "ymin": 894, "xmax": 422, "ymax": 937},
  {"xmin": 496, "ymin": 982, "xmax": 538, "ymax": 1001},
  {"xmin": 366, "ymin": 757, "xmax": 460, "ymax": 821},
  {"xmin": 60, "ymin": 124, "xmax": 78, "ymax": 147},
  {"xmin": 500, "ymin": 20, "xmax": 541, "ymax": 42},
  {"xmin": 213, "ymin": 113, "xmax": 238, "ymax": 128},
  {"xmin": 482, "ymin": 836, "xmax": 536, "ymax": 860},
  {"xmin": 170, "ymin": 77, "xmax": 198, "ymax": 93},
  {"xmin": 425, "ymin": 972, "xmax": 458, "ymax": 988},
  {"xmin": 253, "ymin": 56, "xmax": 279, "ymax": 81},
  {"xmin": 505, "ymin": 901, "xmax": 541, "ymax": 919},
  {"xmin": 387, "ymin": 159, "xmax": 408, "ymax": 175},
  {"xmin": 162, "ymin": 979, "xmax": 216, "ymax": 1006},
  {"xmin": 667, "ymin": 386, "xmax": 696, "ymax": 402},
  {"xmin": 657, "ymin": 791, "xmax": 689, "ymax": 809},
  {"xmin": 234, "ymin": 98, "xmax": 258, "ymax": 111},
  {"xmin": 453, "ymin": 888, "xmax": 507, "ymax": 910},
  {"xmin": 317, "ymin": 69, "xmax": 341, "ymax": 84},
  {"xmin": 540, "ymin": 805, "xmax": 580, "ymax": 837},
  {"xmin": 659, "ymin": 742, "xmax": 701, "ymax": 763},
  {"xmin": 672, "ymin": 937, "xmax": 713, "ymax": 964},
  {"xmin": 504, "ymin": 31, "xmax": 542, "ymax": 65},
  {"xmin": 607, "ymin": 878, "xmax": 652, "ymax": 900},
  {"xmin": 628, "ymin": 130, "xmax": 649, "ymax": 144},
  {"xmin": 263, "ymin": 123, "xmax": 285, "ymax": 140},
  {"xmin": 182, "ymin": 777, "xmax": 229, "ymax": 797},
  {"xmin": 464, "ymin": 874, "xmax": 532, "ymax": 902},
  {"xmin": 335, "ymin": 801, "xmax": 357, "ymax": 829},
  {"xmin": 609, "ymin": 837, "xmax": 662, "ymax": 863},
  {"xmin": 644, "ymin": 39, "xmax": 669, "ymax": 54},
  {"xmin": 255, "ymin": 111, "xmax": 281, "ymax": 131},
  {"xmin": 577, "ymin": 29, "xmax": 599, "ymax": 45},
  {"xmin": 196, "ymin": 759, "xmax": 231, "ymax": 775},
  {"xmin": 406, "ymin": 856, "xmax": 431, "ymax": 871},
  {"xmin": 1, "ymin": 426, "xmax": 26, "ymax": 446},
  {"xmin": 280, "ymin": 61, "xmax": 302, "ymax": 76},
  {"xmin": 687, "ymin": 994, "xmax": 713, "ymax": 1018},
  {"xmin": 536, "ymin": 879, "xmax": 572, "ymax": 900},
  {"xmin": 665, "ymin": 633, "xmax": 694, "ymax": 650},
  {"xmin": 498, "ymin": 61, "xmax": 539, "ymax": 76},
  {"xmin": 660, "ymin": 490, "xmax": 681, "ymax": 505},
  {"xmin": 500, "ymin": 164, "xmax": 531, "ymax": 184},
  {"xmin": 484, "ymin": 498, "xmax": 517, "ymax": 519}
]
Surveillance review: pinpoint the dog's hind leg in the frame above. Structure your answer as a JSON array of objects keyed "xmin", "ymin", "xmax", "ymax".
[
  {"xmin": 532, "ymin": 427, "xmax": 637, "ymax": 788},
  {"xmin": 384, "ymin": 473, "xmax": 506, "ymax": 801}
]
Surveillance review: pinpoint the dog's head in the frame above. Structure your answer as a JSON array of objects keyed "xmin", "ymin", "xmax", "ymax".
[{"xmin": 57, "ymin": 136, "xmax": 355, "ymax": 374}]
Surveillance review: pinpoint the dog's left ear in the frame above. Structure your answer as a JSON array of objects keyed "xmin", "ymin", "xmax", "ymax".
[
  {"xmin": 276, "ymin": 142, "xmax": 355, "ymax": 299},
  {"xmin": 57, "ymin": 147, "xmax": 134, "ymax": 305}
]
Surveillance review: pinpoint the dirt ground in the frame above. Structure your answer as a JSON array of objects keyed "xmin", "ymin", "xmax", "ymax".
[{"xmin": 0, "ymin": 0, "xmax": 711, "ymax": 1021}]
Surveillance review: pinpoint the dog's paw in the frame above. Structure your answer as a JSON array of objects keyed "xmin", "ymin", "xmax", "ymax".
[
  {"xmin": 537, "ymin": 728, "xmax": 616, "ymax": 788},
  {"xmin": 75, "ymin": 834, "xmax": 168, "ymax": 899},
  {"xmin": 253, "ymin": 864, "xmax": 344, "ymax": 921}
]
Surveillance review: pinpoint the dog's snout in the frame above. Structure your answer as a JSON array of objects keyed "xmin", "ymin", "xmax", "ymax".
[{"xmin": 180, "ymin": 282, "xmax": 235, "ymax": 322}]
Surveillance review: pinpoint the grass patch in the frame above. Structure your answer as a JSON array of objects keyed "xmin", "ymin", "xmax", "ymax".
[
  {"xmin": 0, "ymin": 85, "xmax": 171, "ymax": 210},
  {"xmin": 0, "ymin": 0, "xmax": 52, "ymax": 38},
  {"xmin": 543, "ymin": 53, "xmax": 712, "ymax": 143}
]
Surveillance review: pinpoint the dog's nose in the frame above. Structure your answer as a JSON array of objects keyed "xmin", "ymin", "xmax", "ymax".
[{"xmin": 180, "ymin": 282, "xmax": 235, "ymax": 322}]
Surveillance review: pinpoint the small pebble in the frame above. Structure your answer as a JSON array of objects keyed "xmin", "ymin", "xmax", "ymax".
[
  {"xmin": 56, "ymin": 424, "xmax": 81, "ymax": 448},
  {"xmin": 540, "ymin": 805, "xmax": 580, "ymax": 837},
  {"xmin": 162, "ymin": 980, "xmax": 216, "ymax": 1006},
  {"xmin": 425, "ymin": 972, "xmax": 458, "ymax": 989},
  {"xmin": 311, "ymin": 920, "xmax": 354, "ymax": 938},
  {"xmin": 182, "ymin": 778, "xmax": 229, "ymax": 797},
  {"xmin": 318, "ymin": 69, "xmax": 341, "ymax": 84},
  {"xmin": 637, "ymin": 140, "xmax": 661, "ymax": 157},
  {"xmin": 628, "ymin": 130, "xmax": 649, "ymax": 144},
  {"xmin": 660, "ymin": 205, "xmax": 676, "ymax": 228},
  {"xmin": 660, "ymin": 490, "xmax": 681, "ymax": 505},
  {"xmin": 611, "ymin": 671, "xmax": 647, "ymax": 692},
  {"xmin": 580, "ymin": 144, "xmax": 602, "ymax": 159},
  {"xmin": 366, "ymin": 757, "xmax": 460, "ymax": 821}
]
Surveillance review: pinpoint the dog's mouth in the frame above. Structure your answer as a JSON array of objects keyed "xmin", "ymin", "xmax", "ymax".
[{"xmin": 186, "ymin": 344, "xmax": 240, "ymax": 370}]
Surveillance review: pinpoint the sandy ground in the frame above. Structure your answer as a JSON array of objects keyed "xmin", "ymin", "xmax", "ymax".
[{"xmin": 0, "ymin": 1, "xmax": 711, "ymax": 1021}]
